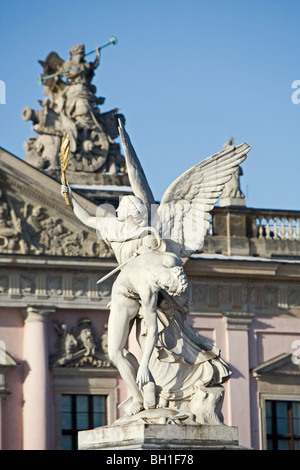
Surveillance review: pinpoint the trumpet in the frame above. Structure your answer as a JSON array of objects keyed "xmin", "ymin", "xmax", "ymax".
[{"xmin": 38, "ymin": 36, "xmax": 118, "ymax": 85}]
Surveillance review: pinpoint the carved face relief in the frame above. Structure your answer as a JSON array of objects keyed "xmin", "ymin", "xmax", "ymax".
[{"xmin": 52, "ymin": 318, "xmax": 113, "ymax": 369}]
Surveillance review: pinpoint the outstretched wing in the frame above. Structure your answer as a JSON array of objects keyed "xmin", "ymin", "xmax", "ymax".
[
  {"xmin": 157, "ymin": 143, "xmax": 251, "ymax": 258},
  {"xmin": 118, "ymin": 120, "xmax": 156, "ymax": 212},
  {"xmin": 39, "ymin": 51, "xmax": 64, "ymax": 75},
  {"xmin": 38, "ymin": 51, "xmax": 67, "ymax": 93}
]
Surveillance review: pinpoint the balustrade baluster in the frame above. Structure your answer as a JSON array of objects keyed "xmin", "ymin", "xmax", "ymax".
[
  {"xmin": 258, "ymin": 217, "xmax": 264, "ymax": 239},
  {"xmin": 296, "ymin": 219, "xmax": 300, "ymax": 240},
  {"xmin": 288, "ymin": 218, "xmax": 293, "ymax": 240},
  {"xmin": 210, "ymin": 209, "xmax": 300, "ymax": 249},
  {"xmin": 281, "ymin": 218, "xmax": 286, "ymax": 239},
  {"xmin": 265, "ymin": 217, "xmax": 271, "ymax": 239},
  {"xmin": 273, "ymin": 217, "xmax": 278, "ymax": 240}
]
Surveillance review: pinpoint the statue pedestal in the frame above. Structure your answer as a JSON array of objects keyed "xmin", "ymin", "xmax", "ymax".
[
  {"xmin": 78, "ymin": 422, "xmax": 246, "ymax": 450},
  {"xmin": 219, "ymin": 197, "xmax": 246, "ymax": 207}
]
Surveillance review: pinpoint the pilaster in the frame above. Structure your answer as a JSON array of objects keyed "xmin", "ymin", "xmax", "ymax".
[
  {"xmin": 23, "ymin": 305, "xmax": 55, "ymax": 450},
  {"xmin": 222, "ymin": 312, "xmax": 254, "ymax": 448}
]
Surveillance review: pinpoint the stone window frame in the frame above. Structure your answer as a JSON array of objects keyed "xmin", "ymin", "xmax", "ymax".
[
  {"xmin": 252, "ymin": 353, "xmax": 300, "ymax": 450},
  {"xmin": 0, "ymin": 347, "xmax": 17, "ymax": 398},
  {"xmin": 259, "ymin": 392, "xmax": 300, "ymax": 450},
  {"xmin": 52, "ymin": 367, "xmax": 118, "ymax": 450}
]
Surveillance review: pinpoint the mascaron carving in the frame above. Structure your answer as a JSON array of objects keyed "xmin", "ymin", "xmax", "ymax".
[{"xmin": 51, "ymin": 318, "xmax": 113, "ymax": 368}]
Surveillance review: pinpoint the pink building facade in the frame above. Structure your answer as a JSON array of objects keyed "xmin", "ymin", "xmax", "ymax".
[{"xmin": 0, "ymin": 147, "xmax": 300, "ymax": 450}]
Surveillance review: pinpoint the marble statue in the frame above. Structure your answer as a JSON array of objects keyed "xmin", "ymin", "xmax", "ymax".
[
  {"xmin": 61, "ymin": 122, "xmax": 251, "ymax": 424},
  {"xmin": 22, "ymin": 43, "xmax": 125, "ymax": 178}
]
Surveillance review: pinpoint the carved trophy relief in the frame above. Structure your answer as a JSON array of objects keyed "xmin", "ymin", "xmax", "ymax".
[
  {"xmin": 73, "ymin": 277, "xmax": 88, "ymax": 297},
  {"xmin": 51, "ymin": 318, "xmax": 113, "ymax": 368},
  {"xmin": 192, "ymin": 284, "xmax": 207, "ymax": 303},
  {"xmin": 0, "ymin": 275, "xmax": 8, "ymax": 294},
  {"xmin": 97, "ymin": 278, "xmax": 112, "ymax": 298},
  {"xmin": 189, "ymin": 281, "xmax": 300, "ymax": 316},
  {"xmin": 47, "ymin": 276, "xmax": 63, "ymax": 296},
  {"xmin": 264, "ymin": 286, "xmax": 278, "ymax": 307},
  {"xmin": 288, "ymin": 288, "xmax": 300, "ymax": 306},
  {"xmin": 20, "ymin": 275, "xmax": 35, "ymax": 295},
  {"xmin": 217, "ymin": 285, "xmax": 231, "ymax": 305}
]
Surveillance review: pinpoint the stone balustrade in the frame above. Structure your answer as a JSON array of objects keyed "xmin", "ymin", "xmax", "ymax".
[
  {"xmin": 254, "ymin": 210, "xmax": 300, "ymax": 241},
  {"xmin": 203, "ymin": 206, "xmax": 300, "ymax": 259}
]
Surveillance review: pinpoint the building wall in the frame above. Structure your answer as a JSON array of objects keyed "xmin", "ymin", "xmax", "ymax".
[
  {"xmin": 249, "ymin": 315, "xmax": 300, "ymax": 449},
  {"xmin": 1, "ymin": 263, "xmax": 300, "ymax": 449},
  {"xmin": 1, "ymin": 201, "xmax": 300, "ymax": 449},
  {"xmin": 1, "ymin": 308, "xmax": 23, "ymax": 450}
]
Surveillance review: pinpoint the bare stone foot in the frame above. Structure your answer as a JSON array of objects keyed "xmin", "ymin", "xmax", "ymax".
[
  {"xmin": 129, "ymin": 400, "xmax": 144, "ymax": 415},
  {"xmin": 157, "ymin": 396, "xmax": 169, "ymax": 408},
  {"xmin": 143, "ymin": 381, "xmax": 156, "ymax": 409}
]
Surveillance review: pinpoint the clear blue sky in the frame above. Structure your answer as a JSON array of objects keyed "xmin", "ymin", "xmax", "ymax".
[{"xmin": 0, "ymin": 0, "xmax": 300, "ymax": 210}]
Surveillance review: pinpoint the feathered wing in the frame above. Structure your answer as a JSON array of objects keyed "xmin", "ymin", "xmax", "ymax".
[
  {"xmin": 39, "ymin": 51, "xmax": 64, "ymax": 76},
  {"xmin": 118, "ymin": 120, "xmax": 251, "ymax": 257},
  {"xmin": 118, "ymin": 120, "xmax": 156, "ymax": 212},
  {"xmin": 157, "ymin": 143, "xmax": 251, "ymax": 258}
]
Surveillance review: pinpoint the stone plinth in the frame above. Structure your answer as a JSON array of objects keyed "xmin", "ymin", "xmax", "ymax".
[
  {"xmin": 78, "ymin": 422, "xmax": 244, "ymax": 450},
  {"xmin": 219, "ymin": 197, "xmax": 246, "ymax": 207}
]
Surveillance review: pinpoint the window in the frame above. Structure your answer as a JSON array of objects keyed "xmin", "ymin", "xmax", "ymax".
[
  {"xmin": 61, "ymin": 394, "xmax": 107, "ymax": 450},
  {"xmin": 266, "ymin": 400, "xmax": 300, "ymax": 450}
]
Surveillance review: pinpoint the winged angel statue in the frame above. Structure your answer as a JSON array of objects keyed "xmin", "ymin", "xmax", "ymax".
[{"xmin": 61, "ymin": 122, "xmax": 250, "ymax": 423}]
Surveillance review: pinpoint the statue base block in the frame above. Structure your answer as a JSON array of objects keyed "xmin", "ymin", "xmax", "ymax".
[
  {"xmin": 78, "ymin": 422, "xmax": 246, "ymax": 450},
  {"xmin": 219, "ymin": 197, "xmax": 246, "ymax": 207}
]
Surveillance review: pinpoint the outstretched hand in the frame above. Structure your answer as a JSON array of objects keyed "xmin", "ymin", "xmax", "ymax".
[
  {"xmin": 61, "ymin": 183, "xmax": 70, "ymax": 196},
  {"xmin": 60, "ymin": 183, "xmax": 73, "ymax": 210},
  {"xmin": 136, "ymin": 363, "xmax": 151, "ymax": 390}
]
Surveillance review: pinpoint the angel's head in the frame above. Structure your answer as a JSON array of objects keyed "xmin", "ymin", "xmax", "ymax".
[{"xmin": 117, "ymin": 196, "xmax": 148, "ymax": 226}]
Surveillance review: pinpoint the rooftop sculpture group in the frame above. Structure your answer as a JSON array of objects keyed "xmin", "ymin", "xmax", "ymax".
[{"xmin": 22, "ymin": 39, "xmax": 125, "ymax": 179}]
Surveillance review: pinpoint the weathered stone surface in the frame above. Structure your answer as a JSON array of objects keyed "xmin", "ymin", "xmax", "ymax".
[
  {"xmin": 22, "ymin": 43, "xmax": 126, "ymax": 183},
  {"xmin": 78, "ymin": 421, "xmax": 243, "ymax": 450},
  {"xmin": 0, "ymin": 147, "xmax": 113, "ymax": 258},
  {"xmin": 220, "ymin": 138, "xmax": 246, "ymax": 208}
]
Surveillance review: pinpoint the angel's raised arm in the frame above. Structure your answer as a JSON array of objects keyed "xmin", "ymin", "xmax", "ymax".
[
  {"xmin": 118, "ymin": 120, "xmax": 155, "ymax": 214},
  {"xmin": 61, "ymin": 184, "xmax": 98, "ymax": 230}
]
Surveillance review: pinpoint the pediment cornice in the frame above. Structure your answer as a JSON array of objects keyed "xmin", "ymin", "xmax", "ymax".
[
  {"xmin": 0, "ymin": 148, "xmax": 112, "ymax": 258},
  {"xmin": 252, "ymin": 353, "xmax": 300, "ymax": 378}
]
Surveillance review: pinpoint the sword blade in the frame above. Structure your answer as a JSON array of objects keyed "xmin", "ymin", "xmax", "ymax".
[{"xmin": 96, "ymin": 253, "xmax": 137, "ymax": 285}]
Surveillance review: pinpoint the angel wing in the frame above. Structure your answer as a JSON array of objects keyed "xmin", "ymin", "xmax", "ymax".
[
  {"xmin": 118, "ymin": 121, "xmax": 250, "ymax": 258},
  {"xmin": 39, "ymin": 51, "xmax": 64, "ymax": 75},
  {"xmin": 157, "ymin": 143, "xmax": 251, "ymax": 257},
  {"xmin": 38, "ymin": 51, "xmax": 67, "ymax": 97}
]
